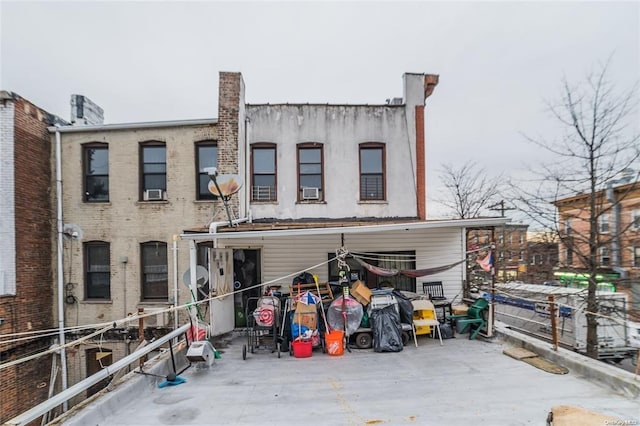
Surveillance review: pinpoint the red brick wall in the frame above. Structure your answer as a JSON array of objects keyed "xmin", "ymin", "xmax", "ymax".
[
  {"xmin": 0, "ymin": 96, "xmax": 55, "ymax": 423},
  {"xmin": 415, "ymin": 105, "xmax": 426, "ymax": 220},
  {"xmin": 217, "ymin": 72, "xmax": 242, "ymax": 216}
]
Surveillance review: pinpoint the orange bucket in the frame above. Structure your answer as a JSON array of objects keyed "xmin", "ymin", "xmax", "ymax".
[{"xmin": 325, "ymin": 330, "xmax": 344, "ymax": 356}]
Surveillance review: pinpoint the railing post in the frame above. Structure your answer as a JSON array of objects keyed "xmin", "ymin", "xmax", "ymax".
[{"xmin": 548, "ymin": 295, "xmax": 558, "ymax": 351}]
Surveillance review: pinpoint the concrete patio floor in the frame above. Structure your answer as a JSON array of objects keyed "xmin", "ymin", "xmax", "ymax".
[{"xmin": 57, "ymin": 326, "xmax": 640, "ymax": 426}]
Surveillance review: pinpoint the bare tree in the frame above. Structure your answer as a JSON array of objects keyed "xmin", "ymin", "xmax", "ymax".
[
  {"xmin": 436, "ymin": 161, "xmax": 505, "ymax": 219},
  {"xmin": 511, "ymin": 60, "xmax": 640, "ymax": 359}
]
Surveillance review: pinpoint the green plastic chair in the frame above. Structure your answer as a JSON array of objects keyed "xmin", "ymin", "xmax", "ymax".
[{"xmin": 449, "ymin": 298, "xmax": 489, "ymax": 340}]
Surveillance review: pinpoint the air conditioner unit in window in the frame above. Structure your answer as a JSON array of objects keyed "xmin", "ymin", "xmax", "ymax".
[
  {"xmin": 301, "ymin": 187, "xmax": 320, "ymax": 200},
  {"xmin": 144, "ymin": 189, "xmax": 164, "ymax": 201},
  {"xmin": 141, "ymin": 307, "xmax": 170, "ymax": 327}
]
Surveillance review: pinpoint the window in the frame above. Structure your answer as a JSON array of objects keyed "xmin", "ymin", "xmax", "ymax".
[
  {"xmin": 564, "ymin": 218, "xmax": 572, "ymax": 235},
  {"xmin": 600, "ymin": 247, "xmax": 611, "ymax": 266},
  {"xmin": 251, "ymin": 144, "xmax": 277, "ymax": 201},
  {"xmin": 85, "ymin": 242, "xmax": 110, "ymax": 300},
  {"xmin": 86, "ymin": 348, "xmax": 113, "ymax": 397},
  {"xmin": 83, "ymin": 144, "xmax": 109, "ymax": 202},
  {"xmin": 359, "ymin": 143, "xmax": 385, "ymax": 200},
  {"xmin": 141, "ymin": 241, "xmax": 168, "ymax": 300},
  {"xmin": 297, "ymin": 143, "xmax": 323, "ymax": 201},
  {"xmin": 498, "ymin": 251, "xmax": 504, "ymax": 261},
  {"xmin": 519, "ymin": 234, "xmax": 524, "ymax": 245},
  {"xmin": 140, "ymin": 143, "xmax": 166, "ymax": 199},
  {"xmin": 599, "ymin": 214, "xmax": 610, "ymax": 233},
  {"xmin": 508, "ymin": 251, "xmax": 513, "ymax": 261},
  {"xmin": 498, "ymin": 234, "xmax": 504, "ymax": 245},
  {"xmin": 508, "ymin": 234, "xmax": 513, "ymax": 244},
  {"xmin": 196, "ymin": 141, "xmax": 218, "ymax": 200},
  {"xmin": 566, "ymin": 247, "xmax": 573, "ymax": 265},
  {"xmin": 328, "ymin": 250, "xmax": 415, "ymax": 292},
  {"xmin": 632, "ymin": 210, "xmax": 640, "ymax": 230},
  {"xmin": 633, "ymin": 246, "xmax": 640, "ymax": 268},
  {"xmin": 518, "ymin": 251, "xmax": 524, "ymax": 261}
]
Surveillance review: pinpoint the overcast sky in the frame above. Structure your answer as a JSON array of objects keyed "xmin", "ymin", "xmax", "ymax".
[{"xmin": 2, "ymin": 1, "xmax": 638, "ymax": 217}]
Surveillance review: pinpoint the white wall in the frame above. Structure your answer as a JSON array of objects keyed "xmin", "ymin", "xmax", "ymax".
[
  {"xmin": 214, "ymin": 226, "xmax": 466, "ymax": 302},
  {"xmin": 0, "ymin": 100, "xmax": 16, "ymax": 295},
  {"xmin": 246, "ymin": 73, "xmax": 429, "ymax": 221}
]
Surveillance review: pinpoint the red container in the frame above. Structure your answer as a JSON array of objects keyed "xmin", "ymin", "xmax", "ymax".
[{"xmin": 292, "ymin": 339, "xmax": 312, "ymax": 358}]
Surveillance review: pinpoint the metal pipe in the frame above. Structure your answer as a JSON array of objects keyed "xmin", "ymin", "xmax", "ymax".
[
  {"xmin": 6, "ymin": 323, "xmax": 190, "ymax": 426},
  {"xmin": 172, "ymin": 235, "xmax": 179, "ymax": 330},
  {"xmin": 54, "ymin": 126, "xmax": 69, "ymax": 410}
]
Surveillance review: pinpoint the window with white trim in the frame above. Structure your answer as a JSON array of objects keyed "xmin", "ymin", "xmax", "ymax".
[
  {"xmin": 600, "ymin": 247, "xmax": 611, "ymax": 266},
  {"xmin": 599, "ymin": 214, "xmax": 610, "ymax": 233}
]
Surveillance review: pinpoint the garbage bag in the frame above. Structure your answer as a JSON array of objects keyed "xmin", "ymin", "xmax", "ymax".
[
  {"xmin": 327, "ymin": 296, "xmax": 363, "ymax": 336},
  {"xmin": 370, "ymin": 304, "xmax": 403, "ymax": 353},
  {"xmin": 392, "ymin": 290, "xmax": 414, "ymax": 325}
]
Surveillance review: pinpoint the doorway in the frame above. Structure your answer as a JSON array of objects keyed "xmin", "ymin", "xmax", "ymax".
[{"xmin": 233, "ymin": 249, "xmax": 261, "ymax": 327}]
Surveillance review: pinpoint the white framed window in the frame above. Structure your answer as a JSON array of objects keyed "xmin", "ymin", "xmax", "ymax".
[
  {"xmin": 519, "ymin": 234, "xmax": 524, "ymax": 245},
  {"xmin": 518, "ymin": 251, "xmax": 524, "ymax": 261},
  {"xmin": 633, "ymin": 246, "xmax": 640, "ymax": 268},
  {"xmin": 600, "ymin": 247, "xmax": 611, "ymax": 266},
  {"xmin": 599, "ymin": 214, "xmax": 610, "ymax": 233},
  {"xmin": 564, "ymin": 218, "xmax": 572, "ymax": 235},
  {"xmin": 632, "ymin": 209, "xmax": 640, "ymax": 230}
]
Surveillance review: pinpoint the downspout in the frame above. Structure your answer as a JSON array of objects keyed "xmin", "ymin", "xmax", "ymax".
[
  {"xmin": 54, "ymin": 126, "xmax": 69, "ymax": 410},
  {"xmin": 172, "ymin": 235, "xmax": 179, "ymax": 330},
  {"xmin": 244, "ymin": 116, "xmax": 251, "ymax": 222},
  {"xmin": 605, "ymin": 182, "xmax": 626, "ymax": 278}
]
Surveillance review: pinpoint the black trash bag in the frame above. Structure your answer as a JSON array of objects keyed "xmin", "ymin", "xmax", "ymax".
[
  {"xmin": 440, "ymin": 322, "xmax": 454, "ymax": 339},
  {"xmin": 370, "ymin": 304, "xmax": 403, "ymax": 353},
  {"xmin": 392, "ymin": 290, "xmax": 414, "ymax": 325}
]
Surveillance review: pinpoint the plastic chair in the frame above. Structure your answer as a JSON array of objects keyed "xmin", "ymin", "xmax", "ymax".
[
  {"xmin": 411, "ymin": 299, "xmax": 443, "ymax": 347},
  {"xmin": 449, "ymin": 298, "xmax": 489, "ymax": 340}
]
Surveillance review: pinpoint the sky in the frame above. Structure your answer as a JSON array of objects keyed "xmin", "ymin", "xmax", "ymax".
[{"xmin": 1, "ymin": 1, "xmax": 639, "ymax": 218}]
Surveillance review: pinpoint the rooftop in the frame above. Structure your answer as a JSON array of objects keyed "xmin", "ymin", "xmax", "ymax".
[{"xmin": 53, "ymin": 325, "xmax": 640, "ymax": 426}]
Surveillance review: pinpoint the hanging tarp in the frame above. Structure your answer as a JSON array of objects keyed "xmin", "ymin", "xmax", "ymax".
[{"xmin": 353, "ymin": 256, "xmax": 466, "ymax": 278}]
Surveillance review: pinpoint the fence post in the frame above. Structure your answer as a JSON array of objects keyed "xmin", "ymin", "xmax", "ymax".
[{"xmin": 548, "ymin": 295, "xmax": 558, "ymax": 351}]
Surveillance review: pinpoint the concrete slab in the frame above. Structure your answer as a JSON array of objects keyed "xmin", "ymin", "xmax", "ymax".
[
  {"xmin": 503, "ymin": 347, "xmax": 537, "ymax": 360},
  {"xmin": 57, "ymin": 330, "xmax": 640, "ymax": 426}
]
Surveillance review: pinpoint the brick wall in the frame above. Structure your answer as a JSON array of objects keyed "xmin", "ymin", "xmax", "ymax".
[
  {"xmin": 0, "ymin": 95, "xmax": 55, "ymax": 423},
  {"xmin": 218, "ymin": 72, "xmax": 243, "ymax": 216}
]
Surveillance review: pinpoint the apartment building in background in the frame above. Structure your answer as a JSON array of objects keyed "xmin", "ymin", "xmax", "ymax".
[
  {"xmin": 554, "ymin": 179, "xmax": 640, "ymax": 320},
  {"xmin": 0, "ymin": 92, "xmax": 66, "ymax": 422}
]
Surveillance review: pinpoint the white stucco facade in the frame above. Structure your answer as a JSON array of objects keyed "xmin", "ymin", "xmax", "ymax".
[{"xmin": 245, "ymin": 73, "xmax": 432, "ymax": 221}]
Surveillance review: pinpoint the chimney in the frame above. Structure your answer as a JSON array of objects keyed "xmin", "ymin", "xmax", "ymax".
[{"xmin": 70, "ymin": 94, "xmax": 104, "ymax": 125}]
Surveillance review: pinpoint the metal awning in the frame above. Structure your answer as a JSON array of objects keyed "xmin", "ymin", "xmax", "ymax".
[{"xmin": 180, "ymin": 217, "xmax": 509, "ymax": 241}]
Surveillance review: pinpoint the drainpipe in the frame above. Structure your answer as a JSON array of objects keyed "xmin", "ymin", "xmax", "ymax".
[
  {"xmin": 605, "ymin": 178, "xmax": 630, "ymax": 279},
  {"xmin": 54, "ymin": 126, "xmax": 69, "ymax": 410},
  {"xmin": 172, "ymin": 235, "xmax": 179, "ymax": 330}
]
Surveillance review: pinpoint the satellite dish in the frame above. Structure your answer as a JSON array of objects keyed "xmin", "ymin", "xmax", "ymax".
[
  {"xmin": 62, "ymin": 223, "xmax": 83, "ymax": 240},
  {"xmin": 182, "ymin": 265, "xmax": 209, "ymax": 288},
  {"xmin": 207, "ymin": 174, "xmax": 243, "ymax": 197}
]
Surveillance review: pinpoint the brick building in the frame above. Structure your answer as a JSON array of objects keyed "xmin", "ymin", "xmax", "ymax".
[
  {"xmin": 467, "ymin": 223, "xmax": 530, "ymax": 282},
  {"xmin": 0, "ymin": 92, "xmax": 66, "ymax": 423},
  {"xmin": 554, "ymin": 180, "xmax": 640, "ymax": 319}
]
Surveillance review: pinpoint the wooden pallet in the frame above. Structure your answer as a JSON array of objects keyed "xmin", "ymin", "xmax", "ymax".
[{"xmin": 289, "ymin": 281, "xmax": 334, "ymax": 308}]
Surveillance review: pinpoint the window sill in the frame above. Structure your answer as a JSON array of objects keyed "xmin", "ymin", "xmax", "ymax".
[
  {"xmin": 358, "ymin": 200, "xmax": 388, "ymax": 205},
  {"xmin": 82, "ymin": 300, "xmax": 112, "ymax": 304},
  {"xmin": 84, "ymin": 201, "xmax": 112, "ymax": 205},
  {"xmin": 251, "ymin": 200, "xmax": 278, "ymax": 204},
  {"xmin": 138, "ymin": 301, "xmax": 171, "ymax": 305},
  {"xmin": 295, "ymin": 200, "xmax": 327, "ymax": 205},
  {"xmin": 136, "ymin": 200, "xmax": 169, "ymax": 205}
]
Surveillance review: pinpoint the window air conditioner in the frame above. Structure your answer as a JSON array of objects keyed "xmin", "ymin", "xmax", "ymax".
[
  {"xmin": 144, "ymin": 189, "xmax": 164, "ymax": 201},
  {"xmin": 301, "ymin": 187, "xmax": 320, "ymax": 200}
]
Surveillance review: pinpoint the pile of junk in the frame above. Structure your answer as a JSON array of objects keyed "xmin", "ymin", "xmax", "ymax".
[{"xmin": 242, "ymin": 272, "xmax": 452, "ymax": 360}]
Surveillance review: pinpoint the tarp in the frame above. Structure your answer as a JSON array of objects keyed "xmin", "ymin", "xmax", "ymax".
[{"xmin": 353, "ymin": 256, "xmax": 466, "ymax": 278}]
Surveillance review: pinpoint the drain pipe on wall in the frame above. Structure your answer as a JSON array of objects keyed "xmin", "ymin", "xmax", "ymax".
[
  {"xmin": 172, "ymin": 235, "xmax": 179, "ymax": 330},
  {"xmin": 54, "ymin": 125, "xmax": 69, "ymax": 410}
]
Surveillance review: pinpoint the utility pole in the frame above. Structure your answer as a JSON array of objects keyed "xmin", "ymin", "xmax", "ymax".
[{"xmin": 489, "ymin": 201, "xmax": 516, "ymax": 282}]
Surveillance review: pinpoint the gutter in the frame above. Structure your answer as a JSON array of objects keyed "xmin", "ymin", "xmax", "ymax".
[
  {"xmin": 185, "ymin": 217, "xmax": 509, "ymax": 242},
  {"xmin": 47, "ymin": 118, "xmax": 217, "ymax": 133}
]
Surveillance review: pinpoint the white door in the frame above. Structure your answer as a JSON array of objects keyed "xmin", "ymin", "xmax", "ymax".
[{"xmin": 209, "ymin": 248, "xmax": 235, "ymax": 335}]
